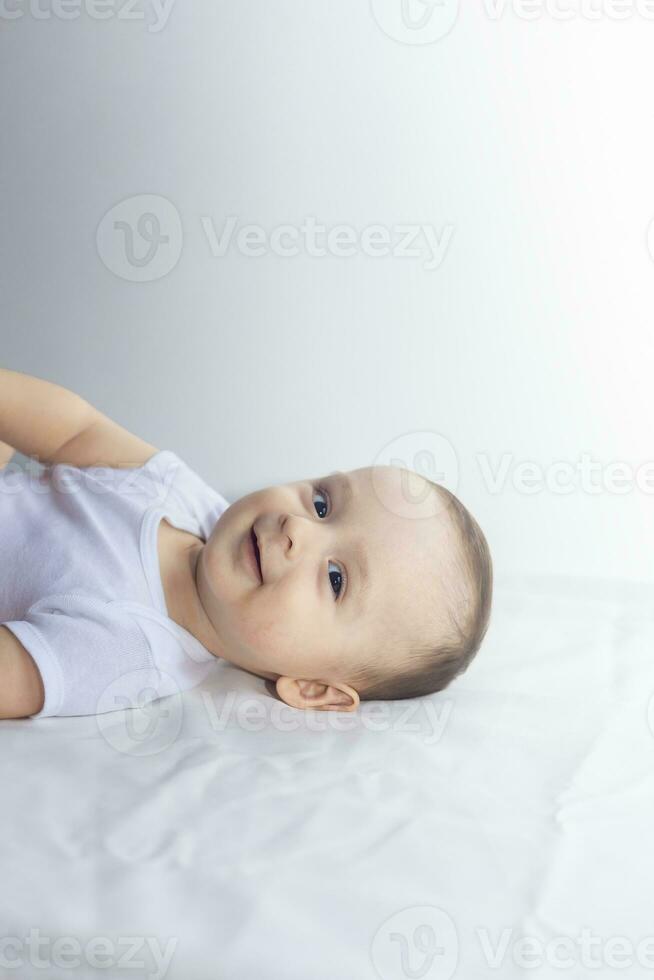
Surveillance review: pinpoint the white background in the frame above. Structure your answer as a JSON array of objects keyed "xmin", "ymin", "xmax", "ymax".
[{"xmin": 2, "ymin": 0, "xmax": 654, "ymax": 584}]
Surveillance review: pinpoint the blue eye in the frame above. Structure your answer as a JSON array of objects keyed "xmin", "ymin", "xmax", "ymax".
[
  {"xmin": 327, "ymin": 560, "xmax": 344, "ymax": 600},
  {"xmin": 312, "ymin": 486, "xmax": 347, "ymax": 601},
  {"xmin": 313, "ymin": 486, "xmax": 329, "ymax": 519}
]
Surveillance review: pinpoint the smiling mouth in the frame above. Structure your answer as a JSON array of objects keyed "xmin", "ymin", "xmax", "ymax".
[{"xmin": 251, "ymin": 526, "xmax": 262, "ymax": 581}]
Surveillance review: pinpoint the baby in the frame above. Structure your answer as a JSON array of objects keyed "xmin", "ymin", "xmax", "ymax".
[{"xmin": 0, "ymin": 368, "xmax": 493, "ymax": 720}]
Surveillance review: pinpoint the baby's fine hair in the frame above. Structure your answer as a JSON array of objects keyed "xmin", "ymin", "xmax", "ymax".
[{"xmin": 351, "ymin": 480, "xmax": 493, "ymax": 702}]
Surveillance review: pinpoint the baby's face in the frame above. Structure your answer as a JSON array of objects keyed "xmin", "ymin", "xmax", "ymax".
[{"xmin": 196, "ymin": 464, "xmax": 458, "ymax": 705}]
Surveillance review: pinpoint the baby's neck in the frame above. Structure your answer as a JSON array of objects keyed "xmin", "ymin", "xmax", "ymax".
[{"xmin": 157, "ymin": 520, "xmax": 224, "ymax": 658}]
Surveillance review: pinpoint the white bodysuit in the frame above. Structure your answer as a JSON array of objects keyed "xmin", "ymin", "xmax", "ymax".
[{"xmin": 0, "ymin": 450, "xmax": 230, "ymax": 718}]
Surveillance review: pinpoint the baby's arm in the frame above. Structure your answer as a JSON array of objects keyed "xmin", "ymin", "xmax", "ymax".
[
  {"xmin": 0, "ymin": 626, "xmax": 44, "ymax": 719},
  {"xmin": 0, "ymin": 367, "xmax": 159, "ymax": 469},
  {"xmin": 0, "ymin": 440, "xmax": 14, "ymax": 468},
  {"xmin": 0, "ymin": 370, "xmax": 162, "ymax": 719}
]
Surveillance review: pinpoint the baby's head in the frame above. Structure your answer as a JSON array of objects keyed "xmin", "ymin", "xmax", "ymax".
[{"xmin": 197, "ymin": 465, "xmax": 493, "ymax": 711}]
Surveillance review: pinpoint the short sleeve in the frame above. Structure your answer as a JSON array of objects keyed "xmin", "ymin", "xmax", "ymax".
[
  {"xmin": 138, "ymin": 450, "xmax": 230, "ymax": 541},
  {"xmin": 2, "ymin": 593, "xmax": 160, "ymax": 719}
]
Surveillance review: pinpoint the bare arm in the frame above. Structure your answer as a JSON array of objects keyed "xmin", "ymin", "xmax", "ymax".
[
  {"xmin": 0, "ymin": 439, "xmax": 14, "ymax": 468},
  {"xmin": 0, "ymin": 367, "xmax": 159, "ymax": 469},
  {"xmin": 0, "ymin": 627, "xmax": 45, "ymax": 719}
]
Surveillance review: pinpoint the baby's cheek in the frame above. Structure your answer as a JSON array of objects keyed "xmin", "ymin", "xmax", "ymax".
[
  {"xmin": 254, "ymin": 612, "xmax": 311, "ymax": 671},
  {"xmin": 233, "ymin": 602, "xmax": 281, "ymax": 653}
]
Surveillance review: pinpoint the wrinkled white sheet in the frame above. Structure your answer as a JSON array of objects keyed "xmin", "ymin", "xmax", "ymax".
[{"xmin": 2, "ymin": 572, "xmax": 654, "ymax": 980}]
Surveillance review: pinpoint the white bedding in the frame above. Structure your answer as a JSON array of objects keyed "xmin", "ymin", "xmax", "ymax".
[{"xmin": 2, "ymin": 571, "xmax": 654, "ymax": 980}]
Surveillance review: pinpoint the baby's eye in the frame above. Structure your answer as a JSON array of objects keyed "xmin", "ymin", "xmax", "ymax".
[
  {"xmin": 327, "ymin": 560, "xmax": 345, "ymax": 600},
  {"xmin": 312, "ymin": 486, "xmax": 346, "ymax": 600},
  {"xmin": 312, "ymin": 486, "xmax": 330, "ymax": 519}
]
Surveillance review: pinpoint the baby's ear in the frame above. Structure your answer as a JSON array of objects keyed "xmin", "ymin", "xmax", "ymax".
[{"xmin": 275, "ymin": 676, "xmax": 359, "ymax": 712}]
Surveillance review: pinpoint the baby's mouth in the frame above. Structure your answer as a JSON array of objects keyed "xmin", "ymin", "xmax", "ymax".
[{"xmin": 251, "ymin": 526, "xmax": 262, "ymax": 582}]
